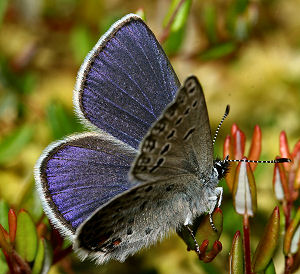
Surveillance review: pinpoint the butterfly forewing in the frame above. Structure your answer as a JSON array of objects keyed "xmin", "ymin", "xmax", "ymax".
[
  {"xmin": 74, "ymin": 14, "xmax": 180, "ymax": 149},
  {"xmin": 130, "ymin": 76, "xmax": 214, "ymax": 183}
]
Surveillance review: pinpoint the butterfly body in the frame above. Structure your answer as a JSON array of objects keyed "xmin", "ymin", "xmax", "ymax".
[{"xmin": 35, "ymin": 13, "xmax": 227, "ymax": 264}]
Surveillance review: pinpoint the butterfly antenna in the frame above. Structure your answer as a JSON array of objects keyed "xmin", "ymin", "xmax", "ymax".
[
  {"xmin": 225, "ymin": 157, "xmax": 291, "ymax": 164},
  {"xmin": 213, "ymin": 105, "xmax": 230, "ymax": 146}
]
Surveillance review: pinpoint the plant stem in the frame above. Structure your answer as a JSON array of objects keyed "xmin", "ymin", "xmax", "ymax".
[
  {"xmin": 284, "ymin": 255, "xmax": 293, "ymax": 274},
  {"xmin": 159, "ymin": 0, "xmax": 186, "ymax": 43},
  {"xmin": 243, "ymin": 214, "xmax": 252, "ymax": 274}
]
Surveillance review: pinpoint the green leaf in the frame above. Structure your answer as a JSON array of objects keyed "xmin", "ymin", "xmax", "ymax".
[
  {"xmin": 265, "ymin": 260, "xmax": 276, "ymax": 274},
  {"xmin": 163, "ymin": 28, "xmax": 185, "ymax": 55},
  {"xmin": 0, "ymin": 58, "xmax": 37, "ymax": 95},
  {"xmin": 163, "ymin": 0, "xmax": 192, "ymax": 55},
  {"xmin": 32, "ymin": 238, "xmax": 45, "ymax": 274},
  {"xmin": 15, "ymin": 210, "xmax": 38, "ymax": 262},
  {"xmin": 194, "ymin": 208, "xmax": 223, "ymax": 251},
  {"xmin": 177, "ymin": 208, "xmax": 223, "ymax": 251},
  {"xmin": 229, "ymin": 231, "xmax": 244, "ymax": 274},
  {"xmin": 199, "ymin": 42, "xmax": 236, "ymax": 61},
  {"xmin": 226, "ymin": 0, "xmax": 249, "ymax": 34},
  {"xmin": 171, "ymin": 0, "xmax": 192, "ymax": 32},
  {"xmin": 284, "ymin": 207, "xmax": 300, "ymax": 255},
  {"xmin": 41, "ymin": 239, "xmax": 53, "ymax": 274},
  {"xmin": 235, "ymin": 0, "xmax": 249, "ymax": 14},
  {"xmin": 0, "ymin": 125, "xmax": 34, "ymax": 164},
  {"xmin": 203, "ymin": 3, "xmax": 218, "ymax": 44},
  {"xmin": 20, "ymin": 181, "xmax": 44, "ymax": 222},
  {"xmin": 252, "ymin": 207, "xmax": 280, "ymax": 272},
  {"xmin": 0, "ymin": 200, "xmax": 9, "ymax": 230},
  {"xmin": 21, "ymin": 73, "xmax": 37, "ymax": 95},
  {"xmin": 32, "ymin": 239, "xmax": 52, "ymax": 274},
  {"xmin": 46, "ymin": 101, "xmax": 83, "ymax": 140},
  {"xmin": 70, "ymin": 25, "xmax": 94, "ymax": 65},
  {"xmin": 0, "ymin": 251, "xmax": 8, "ymax": 274}
]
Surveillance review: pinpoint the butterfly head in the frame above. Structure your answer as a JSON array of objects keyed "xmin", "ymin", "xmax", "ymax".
[{"xmin": 213, "ymin": 157, "xmax": 230, "ymax": 180}]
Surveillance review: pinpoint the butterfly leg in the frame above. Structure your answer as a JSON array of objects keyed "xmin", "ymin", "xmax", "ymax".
[
  {"xmin": 184, "ymin": 225, "xmax": 201, "ymax": 254},
  {"xmin": 208, "ymin": 187, "xmax": 223, "ymax": 231}
]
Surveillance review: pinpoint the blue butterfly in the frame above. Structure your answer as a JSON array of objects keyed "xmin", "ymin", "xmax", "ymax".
[{"xmin": 34, "ymin": 13, "xmax": 228, "ymax": 264}]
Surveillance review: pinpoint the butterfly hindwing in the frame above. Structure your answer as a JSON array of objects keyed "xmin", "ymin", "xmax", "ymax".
[
  {"xmin": 74, "ymin": 14, "xmax": 180, "ymax": 149},
  {"xmin": 34, "ymin": 133, "xmax": 137, "ymax": 238},
  {"xmin": 130, "ymin": 76, "xmax": 214, "ymax": 183},
  {"xmin": 75, "ymin": 174, "xmax": 196, "ymax": 263}
]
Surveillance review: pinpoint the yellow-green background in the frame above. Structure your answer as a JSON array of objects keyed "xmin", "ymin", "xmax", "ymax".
[{"xmin": 0, "ymin": 0, "xmax": 299, "ymax": 273}]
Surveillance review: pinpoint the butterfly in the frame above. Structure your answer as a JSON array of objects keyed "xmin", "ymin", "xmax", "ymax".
[{"xmin": 34, "ymin": 13, "xmax": 229, "ymax": 264}]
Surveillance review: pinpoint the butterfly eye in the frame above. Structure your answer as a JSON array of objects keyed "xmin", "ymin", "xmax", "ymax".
[{"xmin": 143, "ymin": 137, "xmax": 156, "ymax": 152}]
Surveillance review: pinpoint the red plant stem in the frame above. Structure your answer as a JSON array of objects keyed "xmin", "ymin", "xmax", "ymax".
[
  {"xmin": 284, "ymin": 255, "xmax": 293, "ymax": 274},
  {"xmin": 284, "ymin": 201, "xmax": 292, "ymax": 230},
  {"xmin": 284, "ymin": 200, "xmax": 294, "ymax": 273},
  {"xmin": 243, "ymin": 214, "xmax": 252, "ymax": 274},
  {"xmin": 159, "ymin": 0, "xmax": 186, "ymax": 43},
  {"xmin": 2, "ymin": 250, "xmax": 14, "ymax": 274}
]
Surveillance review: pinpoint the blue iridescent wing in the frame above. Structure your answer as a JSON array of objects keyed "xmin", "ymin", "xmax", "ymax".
[
  {"xmin": 34, "ymin": 133, "xmax": 137, "ymax": 238},
  {"xmin": 74, "ymin": 14, "xmax": 180, "ymax": 149}
]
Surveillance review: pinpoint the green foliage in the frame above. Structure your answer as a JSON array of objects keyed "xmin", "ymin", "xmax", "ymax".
[
  {"xmin": 32, "ymin": 238, "xmax": 45, "ymax": 274},
  {"xmin": 70, "ymin": 25, "xmax": 94, "ymax": 65},
  {"xmin": 0, "ymin": 251, "xmax": 8, "ymax": 274},
  {"xmin": 163, "ymin": 0, "xmax": 192, "ymax": 55},
  {"xmin": 199, "ymin": 42, "xmax": 236, "ymax": 61},
  {"xmin": 264, "ymin": 260, "xmax": 276, "ymax": 274},
  {"xmin": 32, "ymin": 238, "xmax": 52, "ymax": 274},
  {"xmin": 0, "ymin": 125, "xmax": 33, "ymax": 164},
  {"xmin": 15, "ymin": 210, "xmax": 38, "ymax": 262},
  {"xmin": 203, "ymin": 3, "xmax": 218, "ymax": 44},
  {"xmin": 47, "ymin": 101, "xmax": 84, "ymax": 140},
  {"xmin": 0, "ymin": 58, "xmax": 37, "ymax": 95},
  {"xmin": 0, "ymin": 201, "xmax": 9, "ymax": 231}
]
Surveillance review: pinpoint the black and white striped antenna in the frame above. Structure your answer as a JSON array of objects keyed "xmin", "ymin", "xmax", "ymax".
[
  {"xmin": 213, "ymin": 105, "xmax": 230, "ymax": 146},
  {"xmin": 223, "ymin": 154, "xmax": 291, "ymax": 164},
  {"xmin": 213, "ymin": 106, "xmax": 291, "ymax": 164}
]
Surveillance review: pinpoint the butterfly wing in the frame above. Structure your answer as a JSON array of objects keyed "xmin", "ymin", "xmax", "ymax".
[
  {"xmin": 74, "ymin": 14, "xmax": 180, "ymax": 149},
  {"xmin": 74, "ymin": 174, "xmax": 196, "ymax": 263},
  {"xmin": 130, "ymin": 76, "xmax": 214, "ymax": 183},
  {"xmin": 34, "ymin": 133, "xmax": 137, "ymax": 239},
  {"xmin": 74, "ymin": 76, "xmax": 215, "ymax": 263}
]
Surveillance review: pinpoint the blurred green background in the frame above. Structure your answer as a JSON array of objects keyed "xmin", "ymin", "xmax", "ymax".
[{"xmin": 0, "ymin": 0, "xmax": 299, "ymax": 273}]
